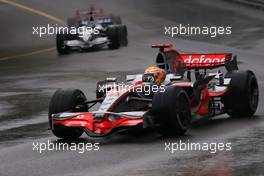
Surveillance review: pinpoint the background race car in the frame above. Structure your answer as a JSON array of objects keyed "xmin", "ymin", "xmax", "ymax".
[
  {"xmin": 49, "ymin": 44, "xmax": 259, "ymax": 139},
  {"xmin": 56, "ymin": 6, "xmax": 128, "ymax": 54}
]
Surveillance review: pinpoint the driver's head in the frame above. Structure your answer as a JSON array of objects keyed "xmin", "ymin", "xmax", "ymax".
[
  {"xmin": 90, "ymin": 15, "xmax": 95, "ymax": 21},
  {"xmin": 142, "ymin": 66, "xmax": 166, "ymax": 85}
]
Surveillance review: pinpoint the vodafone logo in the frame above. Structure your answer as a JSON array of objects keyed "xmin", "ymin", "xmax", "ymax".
[{"xmin": 181, "ymin": 54, "xmax": 228, "ymax": 67}]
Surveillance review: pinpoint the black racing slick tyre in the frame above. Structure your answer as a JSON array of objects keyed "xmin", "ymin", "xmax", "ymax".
[
  {"xmin": 49, "ymin": 89, "xmax": 88, "ymax": 139},
  {"xmin": 223, "ymin": 70, "xmax": 259, "ymax": 117},
  {"xmin": 56, "ymin": 33, "xmax": 70, "ymax": 55},
  {"xmin": 107, "ymin": 25, "xmax": 121, "ymax": 49},
  {"xmin": 152, "ymin": 86, "xmax": 192, "ymax": 136},
  {"xmin": 118, "ymin": 25, "xmax": 128, "ymax": 46}
]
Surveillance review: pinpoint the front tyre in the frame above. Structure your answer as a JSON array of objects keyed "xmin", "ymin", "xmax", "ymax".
[
  {"xmin": 106, "ymin": 25, "xmax": 121, "ymax": 49},
  {"xmin": 152, "ymin": 86, "xmax": 191, "ymax": 136},
  {"xmin": 223, "ymin": 70, "xmax": 259, "ymax": 117},
  {"xmin": 56, "ymin": 33, "xmax": 70, "ymax": 55},
  {"xmin": 49, "ymin": 89, "xmax": 87, "ymax": 139},
  {"xmin": 118, "ymin": 25, "xmax": 128, "ymax": 46}
]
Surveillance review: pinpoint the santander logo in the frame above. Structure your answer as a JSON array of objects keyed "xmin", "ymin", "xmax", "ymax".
[{"xmin": 180, "ymin": 54, "xmax": 228, "ymax": 67}]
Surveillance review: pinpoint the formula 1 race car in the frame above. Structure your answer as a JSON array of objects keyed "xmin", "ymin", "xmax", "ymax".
[
  {"xmin": 56, "ymin": 6, "xmax": 128, "ymax": 54},
  {"xmin": 49, "ymin": 44, "xmax": 259, "ymax": 139}
]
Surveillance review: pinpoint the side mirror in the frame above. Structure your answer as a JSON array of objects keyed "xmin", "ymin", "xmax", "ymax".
[{"xmin": 106, "ymin": 77, "xmax": 117, "ymax": 82}]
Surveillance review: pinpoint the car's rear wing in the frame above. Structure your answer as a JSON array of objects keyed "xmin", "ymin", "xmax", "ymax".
[
  {"xmin": 152, "ymin": 44, "xmax": 238, "ymax": 73},
  {"xmin": 75, "ymin": 6, "xmax": 112, "ymax": 18},
  {"xmin": 180, "ymin": 53, "xmax": 232, "ymax": 69}
]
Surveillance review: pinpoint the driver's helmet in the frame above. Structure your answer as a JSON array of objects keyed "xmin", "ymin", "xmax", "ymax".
[
  {"xmin": 89, "ymin": 15, "xmax": 95, "ymax": 21},
  {"xmin": 142, "ymin": 66, "xmax": 166, "ymax": 85}
]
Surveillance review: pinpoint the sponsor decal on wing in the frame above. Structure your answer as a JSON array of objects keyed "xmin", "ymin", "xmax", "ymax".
[{"xmin": 180, "ymin": 54, "xmax": 231, "ymax": 67}]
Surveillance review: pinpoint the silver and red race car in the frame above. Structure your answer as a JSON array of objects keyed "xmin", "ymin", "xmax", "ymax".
[
  {"xmin": 49, "ymin": 44, "xmax": 259, "ymax": 139},
  {"xmin": 56, "ymin": 6, "xmax": 128, "ymax": 54}
]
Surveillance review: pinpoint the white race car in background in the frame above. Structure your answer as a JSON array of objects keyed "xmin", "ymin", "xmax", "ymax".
[{"xmin": 56, "ymin": 7, "xmax": 128, "ymax": 54}]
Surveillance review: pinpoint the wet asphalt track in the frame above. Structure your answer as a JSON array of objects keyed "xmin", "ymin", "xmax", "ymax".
[{"xmin": 0, "ymin": 0, "xmax": 264, "ymax": 175}]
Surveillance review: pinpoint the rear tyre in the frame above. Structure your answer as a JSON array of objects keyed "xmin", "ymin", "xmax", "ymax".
[
  {"xmin": 107, "ymin": 26, "xmax": 121, "ymax": 49},
  {"xmin": 56, "ymin": 33, "xmax": 70, "ymax": 55},
  {"xmin": 223, "ymin": 70, "xmax": 259, "ymax": 117},
  {"xmin": 49, "ymin": 89, "xmax": 87, "ymax": 139},
  {"xmin": 152, "ymin": 86, "xmax": 191, "ymax": 136}
]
